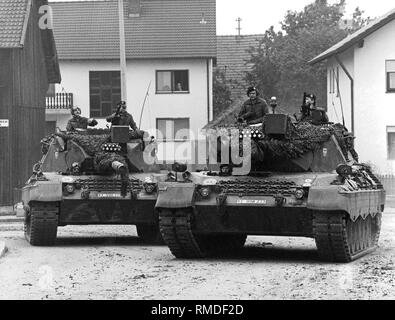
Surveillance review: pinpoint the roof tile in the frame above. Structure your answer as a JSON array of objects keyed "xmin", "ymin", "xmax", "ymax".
[
  {"xmin": 50, "ymin": 0, "xmax": 217, "ymax": 60},
  {"xmin": 0, "ymin": 0, "xmax": 28, "ymax": 48}
]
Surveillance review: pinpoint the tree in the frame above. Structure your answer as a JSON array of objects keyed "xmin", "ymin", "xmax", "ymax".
[
  {"xmin": 212, "ymin": 69, "xmax": 233, "ymax": 118},
  {"xmin": 244, "ymin": 0, "xmax": 369, "ymax": 113}
]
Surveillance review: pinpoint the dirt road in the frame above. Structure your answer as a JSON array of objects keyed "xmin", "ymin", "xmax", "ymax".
[{"xmin": 1, "ymin": 212, "xmax": 394, "ymax": 300}]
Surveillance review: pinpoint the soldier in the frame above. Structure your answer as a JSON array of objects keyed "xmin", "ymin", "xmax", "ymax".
[
  {"xmin": 66, "ymin": 106, "xmax": 98, "ymax": 132},
  {"xmin": 298, "ymin": 93, "xmax": 329, "ymax": 125},
  {"xmin": 238, "ymin": 86, "xmax": 269, "ymax": 125},
  {"xmin": 106, "ymin": 101, "xmax": 138, "ymax": 131}
]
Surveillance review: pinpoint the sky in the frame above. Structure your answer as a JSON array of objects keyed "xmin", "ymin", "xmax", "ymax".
[
  {"xmin": 50, "ymin": 0, "xmax": 395, "ymax": 35},
  {"xmin": 216, "ymin": 0, "xmax": 395, "ymax": 35}
]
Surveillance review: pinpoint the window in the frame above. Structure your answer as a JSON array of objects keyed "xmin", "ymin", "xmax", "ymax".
[
  {"xmin": 388, "ymin": 127, "xmax": 395, "ymax": 160},
  {"xmin": 89, "ymin": 71, "xmax": 121, "ymax": 117},
  {"xmin": 329, "ymin": 67, "xmax": 339, "ymax": 96},
  {"xmin": 156, "ymin": 70, "xmax": 189, "ymax": 93},
  {"xmin": 386, "ymin": 60, "xmax": 395, "ymax": 93},
  {"xmin": 156, "ymin": 118, "xmax": 190, "ymax": 141}
]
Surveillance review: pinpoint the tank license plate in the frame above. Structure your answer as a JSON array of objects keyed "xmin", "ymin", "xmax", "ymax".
[
  {"xmin": 97, "ymin": 192, "xmax": 123, "ymax": 199},
  {"xmin": 236, "ymin": 200, "xmax": 267, "ymax": 204}
]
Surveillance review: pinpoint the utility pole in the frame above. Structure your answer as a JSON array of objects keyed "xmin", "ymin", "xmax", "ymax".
[
  {"xmin": 236, "ymin": 17, "xmax": 242, "ymax": 36},
  {"xmin": 118, "ymin": 0, "xmax": 127, "ymax": 103}
]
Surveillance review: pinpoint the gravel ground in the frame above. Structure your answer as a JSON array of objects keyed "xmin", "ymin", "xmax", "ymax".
[{"xmin": 0, "ymin": 212, "xmax": 394, "ymax": 300}]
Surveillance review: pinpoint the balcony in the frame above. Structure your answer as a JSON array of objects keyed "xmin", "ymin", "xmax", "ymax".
[{"xmin": 46, "ymin": 93, "xmax": 73, "ymax": 114}]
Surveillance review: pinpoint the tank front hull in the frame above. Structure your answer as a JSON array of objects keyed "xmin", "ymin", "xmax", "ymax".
[
  {"xmin": 193, "ymin": 205, "xmax": 314, "ymax": 237},
  {"xmin": 58, "ymin": 199, "xmax": 156, "ymax": 225}
]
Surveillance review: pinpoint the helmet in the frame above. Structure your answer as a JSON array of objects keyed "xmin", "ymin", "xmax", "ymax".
[
  {"xmin": 117, "ymin": 101, "xmax": 126, "ymax": 107},
  {"xmin": 70, "ymin": 106, "xmax": 81, "ymax": 115},
  {"xmin": 246, "ymin": 86, "xmax": 259, "ymax": 97}
]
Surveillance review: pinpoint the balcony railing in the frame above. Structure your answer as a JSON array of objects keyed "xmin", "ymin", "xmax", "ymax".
[{"xmin": 46, "ymin": 93, "xmax": 73, "ymax": 109}]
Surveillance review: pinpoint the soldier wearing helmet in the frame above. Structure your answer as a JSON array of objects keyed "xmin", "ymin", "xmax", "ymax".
[
  {"xmin": 66, "ymin": 106, "xmax": 98, "ymax": 132},
  {"xmin": 237, "ymin": 86, "xmax": 269, "ymax": 125},
  {"xmin": 299, "ymin": 93, "xmax": 329, "ymax": 125},
  {"xmin": 106, "ymin": 101, "xmax": 138, "ymax": 131}
]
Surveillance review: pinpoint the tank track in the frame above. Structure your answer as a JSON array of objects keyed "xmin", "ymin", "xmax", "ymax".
[
  {"xmin": 313, "ymin": 211, "xmax": 381, "ymax": 262},
  {"xmin": 24, "ymin": 202, "xmax": 59, "ymax": 246},
  {"xmin": 159, "ymin": 208, "xmax": 247, "ymax": 259},
  {"xmin": 159, "ymin": 208, "xmax": 205, "ymax": 258}
]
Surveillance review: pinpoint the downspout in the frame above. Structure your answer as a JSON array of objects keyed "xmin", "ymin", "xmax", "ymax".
[
  {"xmin": 206, "ymin": 59, "xmax": 210, "ymax": 123},
  {"xmin": 335, "ymin": 55, "xmax": 354, "ymax": 133}
]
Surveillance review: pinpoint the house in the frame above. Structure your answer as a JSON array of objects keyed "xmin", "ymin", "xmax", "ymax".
[
  {"xmin": 47, "ymin": 0, "xmax": 216, "ymax": 160},
  {"xmin": 0, "ymin": 0, "xmax": 61, "ymax": 206},
  {"xmin": 216, "ymin": 34, "xmax": 264, "ymax": 102},
  {"xmin": 310, "ymin": 8, "xmax": 395, "ymax": 177}
]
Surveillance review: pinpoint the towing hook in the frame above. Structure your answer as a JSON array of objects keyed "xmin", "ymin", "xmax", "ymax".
[{"xmin": 274, "ymin": 195, "xmax": 286, "ymax": 207}]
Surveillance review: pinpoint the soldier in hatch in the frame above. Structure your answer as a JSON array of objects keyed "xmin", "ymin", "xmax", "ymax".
[
  {"xmin": 66, "ymin": 106, "xmax": 98, "ymax": 132},
  {"xmin": 298, "ymin": 93, "xmax": 329, "ymax": 125},
  {"xmin": 237, "ymin": 86, "xmax": 270, "ymax": 125},
  {"xmin": 106, "ymin": 101, "xmax": 138, "ymax": 131}
]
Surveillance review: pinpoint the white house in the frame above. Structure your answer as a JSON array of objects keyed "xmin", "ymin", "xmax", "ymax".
[
  {"xmin": 46, "ymin": 0, "xmax": 216, "ymax": 161},
  {"xmin": 310, "ymin": 8, "xmax": 395, "ymax": 176}
]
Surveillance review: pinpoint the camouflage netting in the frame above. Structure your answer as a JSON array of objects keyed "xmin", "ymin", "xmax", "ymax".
[
  {"xmin": 259, "ymin": 121, "xmax": 350, "ymax": 160},
  {"xmin": 94, "ymin": 152, "xmax": 128, "ymax": 173},
  {"xmin": 55, "ymin": 132, "xmax": 111, "ymax": 156},
  {"xmin": 210, "ymin": 117, "xmax": 354, "ymax": 163}
]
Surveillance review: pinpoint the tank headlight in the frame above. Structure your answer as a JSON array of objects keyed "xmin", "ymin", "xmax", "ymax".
[
  {"xmin": 65, "ymin": 184, "xmax": 75, "ymax": 194},
  {"xmin": 144, "ymin": 183, "xmax": 157, "ymax": 194},
  {"xmin": 199, "ymin": 186, "xmax": 210, "ymax": 198},
  {"xmin": 294, "ymin": 189, "xmax": 305, "ymax": 200}
]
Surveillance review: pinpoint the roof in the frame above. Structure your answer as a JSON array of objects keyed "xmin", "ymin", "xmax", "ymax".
[
  {"xmin": 0, "ymin": 0, "xmax": 28, "ymax": 48},
  {"xmin": 0, "ymin": 0, "xmax": 61, "ymax": 83},
  {"xmin": 49, "ymin": 0, "xmax": 217, "ymax": 60},
  {"xmin": 216, "ymin": 34, "xmax": 265, "ymax": 98},
  {"xmin": 310, "ymin": 7, "xmax": 395, "ymax": 64}
]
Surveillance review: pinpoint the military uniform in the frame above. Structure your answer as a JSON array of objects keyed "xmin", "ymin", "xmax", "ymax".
[
  {"xmin": 66, "ymin": 116, "xmax": 96, "ymax": 132},
  {"xmin": 238, "ymin": 97, "xmax": 270, "ymax": 125},
  {"xmin": 106, "ymin": 112, "xmax": 138, "ymax": 131}
]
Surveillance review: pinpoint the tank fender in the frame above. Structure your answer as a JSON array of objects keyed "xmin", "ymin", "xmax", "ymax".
[
  {"xmin": 22, "ymin": 181, "xmax": 63, "ymax": 204},
  {"xmin": 307, "ymin": 185, "xmax": 385, "ymax": 221},
  {"xmin": 155, "ymin": 182, "xmax": 195, "ymax": 209}
]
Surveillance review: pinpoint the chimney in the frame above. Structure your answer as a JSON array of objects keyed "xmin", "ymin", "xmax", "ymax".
[{"xmin": 128, "ymin": 0, "xmax": 141, "ymax": 17}]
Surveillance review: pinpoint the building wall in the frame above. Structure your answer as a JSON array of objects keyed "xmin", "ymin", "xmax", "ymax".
[
  {"xmin": 326, "ymin": 19, "xmax": 395, "ymax": 175},
  {"xmin": 353, "ymin": 19, "xmax": 395, "ymax": 175},
  {"xmin": 0, "ymin": 1, "xmax": 49, "ymax": 206},
  {"xmin": 326, "ymin": 49, "xmax": 354, "ymax": 130},
  {"xmin": 49, "ymin": 58, "xmax": 212, "ymax": 138}
]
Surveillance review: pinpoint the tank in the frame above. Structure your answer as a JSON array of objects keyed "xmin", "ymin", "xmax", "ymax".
[
  {"xmin": 22, "ymin": 126, "xmax": 167, "ymax": 246},
  {"xmin": 155, "ymin": 114, "xmax": 386, "ymax": 262}
]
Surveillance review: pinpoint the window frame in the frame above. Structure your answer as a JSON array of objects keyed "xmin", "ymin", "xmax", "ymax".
[
  {"xmin": 386, "ymin": 72, "xmax": 395, "ymax": 93},
  {"xmin": 386, "ymin": 60, "xmax": 395, "ymax": 93},
  {"xmin": 387, "ymin": 126, "xmax": 395, "ymax": 160},
  {"xmin": 155, "ymin": 70, "xmax": 190, "ymax": 94},
  {"xmin": 89, "ymin": 70, "xmax": 121, "ymax": 118},
  {"xmin": 156, "ymin": 117, "xmax": 190, "ymax": 142}
]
